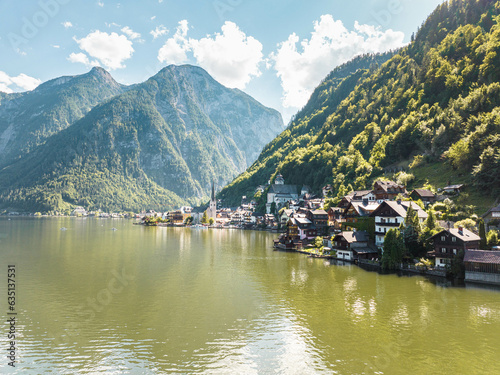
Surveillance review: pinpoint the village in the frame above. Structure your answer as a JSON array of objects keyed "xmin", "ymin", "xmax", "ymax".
[
  {"xmin": 9, "ymin": 173, "xmax": 499, "ymax": 287},
  {"xmin": 153, "ymin": 174, "xmax": 500, "ymax": 287}
]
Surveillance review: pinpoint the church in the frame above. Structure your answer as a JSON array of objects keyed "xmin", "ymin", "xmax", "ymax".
[
  {"xmin": 266, "ymin": 174, "xmax": 299, "ymax": 214},
  {"xmin": 207, "ymin": 181, "xmax": 217, "ymax": 220}
]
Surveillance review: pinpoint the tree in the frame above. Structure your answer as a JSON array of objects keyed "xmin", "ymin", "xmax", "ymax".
[
  {"xmin": 424, "ymin": 209, "xmax": 437, "ymax": 231},
  {"xmin": 201, "ymin": 210, "xmax": 208, "ymax": 224},
  {"xmin": 382, "ymin": 229, "xmax": 405, "ymax": 271},
  {"xmin": 314, "ymin": 236, "xmax": 324, "ymax": 249},
  {"xmin": 454, "ymin": 218, "xmax": 476, "ymax": 232},
  {"xmin": 487, "ymin": 230, "xmax": 499, "ymax": 248},
  {"xmin": 184, "ymin": 216, "xmax": 193, "ymax": 225},
  {"xmin": 478, "ymin": 219, "xmax": 487, "ymax": 249},
  {"xmin": 403, "ymin": 204, "xmax": 424, "ymax": 258},
  {"xmin": 270, "ymin": 202, "xmax": 277, "ymax": 216},
  {"xmin": 208, "ymin": 217, "xmax": 215, "ymax": 225}
]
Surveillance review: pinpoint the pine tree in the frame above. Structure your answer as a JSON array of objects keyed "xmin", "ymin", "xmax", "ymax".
[
  {"xmin": 479, "ymin": 219, "xmax": 487, "ymax": 249},
  {"xmin": 382, "ymin": 229, "xmax": 405, "ymax": 271}
]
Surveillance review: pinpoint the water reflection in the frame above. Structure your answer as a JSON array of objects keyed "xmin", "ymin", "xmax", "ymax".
[{"xmin": 0, "ymin": 218, "xmax": 499, "ymax": 374}]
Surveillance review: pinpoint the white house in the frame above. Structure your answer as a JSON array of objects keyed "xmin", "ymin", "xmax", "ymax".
[{"xmin": 370, "ymin": 200, "xmax": 428, "ymax": 249}]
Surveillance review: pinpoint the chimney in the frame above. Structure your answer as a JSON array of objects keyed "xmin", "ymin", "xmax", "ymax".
[
  {"xmin": 397, "ymin": 199, "xmax": 401, "ymax": 205},
  {"xmin": 458, "ymin": 226, "xmax": 463, "ymax": 235},
  {"xmin": 362, "ymin": 198, "xmax": 368, "ymax": 206}
]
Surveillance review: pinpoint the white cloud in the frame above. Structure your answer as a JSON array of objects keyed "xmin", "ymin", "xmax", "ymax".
[
  {"xmin": 68, "ymin": 52, "xmax": 90, "ymax": 65},
  {"xmin": 97, "ymin": 1, "xmax": 104, "ymax": 7},
  {"xmin": 150, "ymin": 25, "xmax": 168, "ymax": 39},
  {"xmin": 157, "ymin": 21, "xmax": 263, "ymax": 89},
  {"xmin": 52, "ymin": 45, "xmax": 60, "ymax": 49},
  {"xmin": 62, "ymin": 21, "xmax": 73, "ymax": 29},
  {"xmin": 73, "ymin": 30, "xmax": 134, "ymax": 70},
  {"xmin": 157, "ymin": 20, "xmax": 190, "ymax": 65},
  {"xmin": 121, "ymin": 26, "xmax": 141, "ymax": 40},
  {"xmin": 0, "ymin": 71, "xmax": 41, "ymax": 93},
  {"xmin": 271, "ymin": 14, "xmax": 405, "ymax": 108},
  {"xmin": 151, "ymin": 16, "xmax": 156, "ymax": 20}
]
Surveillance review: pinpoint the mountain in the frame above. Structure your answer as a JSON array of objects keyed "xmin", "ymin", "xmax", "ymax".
[
  {"xmin": 220, "ymin": 0, "xmax": 500, "ymax": 214},
  {"xmin": 0, "ymin": 65, "xmax": 284, "ymax": 213},
  {"xmin": 0, "ymin": 67, "xmax": 127, "ymax": 167}
]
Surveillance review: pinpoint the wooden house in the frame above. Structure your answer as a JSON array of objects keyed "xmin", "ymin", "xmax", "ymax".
[
  {"xmin": 464, "ymin": 250, "xmax": 500, "ymax": 285},
  {"xmin": 428, "ymin": 227, "xmax": 480, "ymax": 268}
]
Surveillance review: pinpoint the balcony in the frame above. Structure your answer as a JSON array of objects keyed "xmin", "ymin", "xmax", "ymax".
[{"xmin": 375, "ymin": 221, "xmax": 400, "ymax": 226}]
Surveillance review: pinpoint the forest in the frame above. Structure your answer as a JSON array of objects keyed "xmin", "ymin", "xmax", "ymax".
[{"xmin": 220, "ymin": 0, "xmax": 500, "ymax": 215}]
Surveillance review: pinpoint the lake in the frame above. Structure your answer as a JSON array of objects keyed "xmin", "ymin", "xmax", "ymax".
[{"xmin": 1, "ymin": 217, "xmax": 499, "ymax": 374}]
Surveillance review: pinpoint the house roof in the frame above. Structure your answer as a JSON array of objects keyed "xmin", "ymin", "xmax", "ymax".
[
  {"xmin": 411, "ymin": 189, "xmax": 435, "ymax": 198},
  {"xmin": 354, "ymin": 247, "xmax": 379, "ymax": 254},
  {"xmin": 370, "ymin": 200, "xmax": 428, "ymax": 219},
  {"xmin": 430, "ymin": 227, "xmax": 480, "ymax": 242},
  {"xmin": 347, "ymin": 201, "xmax": 380, "ymax": 216},
  {"xmin": 335, "ymin": 231, "xmax": 369, "ymax": 243},
  {"xmin": 351, "ymin": 190, "xmax": 373, "ymax": 200},
  {"xmin": 443, "ymin": 184, "xmax": 464, "ymax": 190},
  {"xmin": 281, "ymin": 209, "xmax": 294, "ymax": 217},
  {"xmin": 374, "ymin": 180, "xmax": 405, "ymax": 192},
  {"xmin": 269, "ymin": 184, "xmax": 299, "ymax": 195},
  {"xmin": 482, "ymin": 204, "xmax": 500, "ymax": 217},
  {"xmin": 464, "ymin": 250, "xmax": 500, "ymax": 264},
  {"xmin": 309, "ymin": 209, "xmax": 328, "ymax": 216},
  {"xmin": 295, "ymin": 217, "xmax": 312, "ymax": 226}
]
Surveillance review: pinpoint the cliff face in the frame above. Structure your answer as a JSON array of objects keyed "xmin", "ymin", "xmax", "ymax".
[{"xmin": 0, "ymin": 65, "xmax": 284, "ymax": 212}]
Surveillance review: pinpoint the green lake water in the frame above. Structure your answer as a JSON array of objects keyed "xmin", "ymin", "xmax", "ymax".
[{"xmin": 0, "ymin": 217, "xmax": 499, "ymax": 374}]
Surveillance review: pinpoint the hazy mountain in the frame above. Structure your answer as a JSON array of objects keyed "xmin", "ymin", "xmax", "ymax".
[
  {"xmin": 0, "ymin": 67, "xmax": 127, "ymax": 166},
  {"xmin": 0, "ymin": 65, "xmax": 284, "ymax": 212}
]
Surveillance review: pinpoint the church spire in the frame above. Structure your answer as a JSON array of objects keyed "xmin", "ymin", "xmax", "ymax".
[{"xmin": 211, "ymin": 180, "xmax": 215, "ymax": 201}]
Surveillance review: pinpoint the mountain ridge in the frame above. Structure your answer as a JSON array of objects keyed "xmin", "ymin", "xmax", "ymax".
[{"xmin": 0, "ymin": 65, "xmax": 284, "ymax": 212}]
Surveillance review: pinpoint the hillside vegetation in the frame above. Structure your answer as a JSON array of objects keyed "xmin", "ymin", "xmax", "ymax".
[{"xmin": 220, "ymin": 0, "xmax": 500, "ymax": 214}]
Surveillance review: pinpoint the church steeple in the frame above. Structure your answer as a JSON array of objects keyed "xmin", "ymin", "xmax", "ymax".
[{"xmin": 208, "ymin": 180, "xmax": 217, "ymax": 221}]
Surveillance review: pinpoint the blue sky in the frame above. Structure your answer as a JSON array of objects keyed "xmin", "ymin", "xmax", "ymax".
[{"xmin": 0, "ymin": 0, "xmax": 445, "ymax": 122}]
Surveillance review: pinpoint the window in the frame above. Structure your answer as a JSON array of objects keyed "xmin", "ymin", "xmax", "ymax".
[
  {"xmin": 452, "ymin": 237, "xmax": 457, "ymax": 242},
  {"xmin": 441, "ymin": 236, "xmax": 446, "ymax": 241},
  {"xmin": 453, "ymin": 249, "xmax": 457, "ymax": 255},
  {"xmin": 441, "ymin": 248, "xmax": 446, "ymax": 253}
]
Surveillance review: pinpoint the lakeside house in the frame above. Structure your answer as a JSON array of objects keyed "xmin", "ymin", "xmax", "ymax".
[
  {"xmin": 370, "ymin": 200, "xmax": 428, "ymax": 248},
  {"xmin": 427, "ymin": 227, "xmax": 480, "ymax": 268},
  {"xmin": 464, "ymin": 250, "xmax": 500, "ymax": 285},
  {"xmin": 306, "ymin": 209, "xmax": 329, "ymax": 234},
  {"xmin": 332, "ymin": 231, "xmax": 378, "ymax": 261}
]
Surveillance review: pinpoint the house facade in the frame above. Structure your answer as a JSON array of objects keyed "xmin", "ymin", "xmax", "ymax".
[
  {"xmin": 482, "ymin": 204, "xmax": 500, "ymax": 227},
  {"xmin": 266, "ymin": 175, "xmax": 299, "ymax": 214},
  {"xmin": 464, "ymin": 250, "xmax": 500, "ymax": 285},
  {"xmin": 306, "ymin": 209, "xmax": 329, "ymax": 234},
  {"xmin": 409, "ymin": 189, "xmax": 436, "ymax": 206},
  {"xmin": 373, "ymin": 180, "xmax": 407, "ymax": 202},
  {"xmin": 428, "ymin": 227, "xmax": 480, "ymax": 268},
  {"xmin": 332, "ymin": 231, "xmax": 377, "ymax": 261},
  {"xmin": 370, "ymin": 200, "xmax": 428, "ymax": 248}
]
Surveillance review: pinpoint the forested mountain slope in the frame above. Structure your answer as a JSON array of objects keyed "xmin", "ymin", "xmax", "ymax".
[
  {"xmin": 220, "ymin": 0, "xmax": 500, "ymax": 213},
  {"xmin": 0, "ymin": 65, "xmax": 284, "ymax": 212}
]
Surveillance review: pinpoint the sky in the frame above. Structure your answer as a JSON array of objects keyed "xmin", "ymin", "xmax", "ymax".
[{"xmin": 0, "ymin": 0, "xmax": 446, "ymax": 122}]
